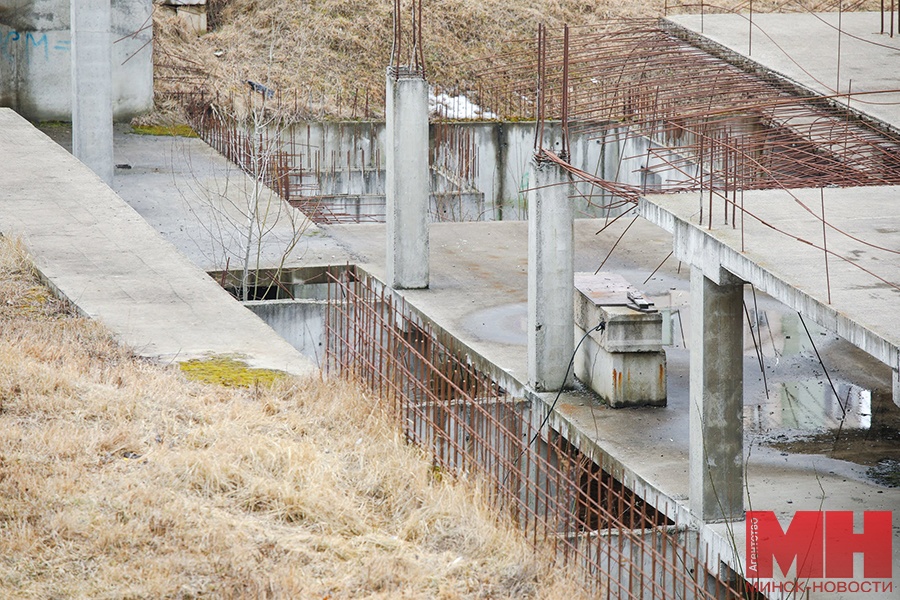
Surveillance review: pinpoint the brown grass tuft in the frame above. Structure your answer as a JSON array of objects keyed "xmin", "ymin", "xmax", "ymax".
[{"xmin": 0, "ymin": 234, "xmax": 588, "ymax": 598}]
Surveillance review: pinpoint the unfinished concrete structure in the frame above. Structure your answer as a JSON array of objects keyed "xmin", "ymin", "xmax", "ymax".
[
  {"xmin": 0, "ymin": 0, "xmax": 152, "ymax": 121},
  {"xmin": 1, "ymin": 5, "xmax": 898, "ymax": 599}
]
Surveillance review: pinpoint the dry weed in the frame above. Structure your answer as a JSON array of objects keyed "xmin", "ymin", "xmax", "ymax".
[{"xmin": 0, "ymin": 234, "xmax": 588, "ymax": 598}]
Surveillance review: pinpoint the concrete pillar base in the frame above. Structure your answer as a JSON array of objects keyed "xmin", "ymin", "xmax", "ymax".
[
  {"xmin": 385, "ymin": 69, "xmax": 429, "ymax": 289},
  {"xmin": 527, "ymin": 158, "xmax": 574, "ymax": 392},
  {"xmin": 689, "ymin": 266, "xmax": 744, "ymax": 522}
]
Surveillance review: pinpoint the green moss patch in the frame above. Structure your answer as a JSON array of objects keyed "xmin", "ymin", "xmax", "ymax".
[
  {"xmin": 179, "ymin": 357, "xmax": 285, "ymax": 387},
  {"xmin": 131, "ymin": 124, "xmax": 199, "ymax": 138}
]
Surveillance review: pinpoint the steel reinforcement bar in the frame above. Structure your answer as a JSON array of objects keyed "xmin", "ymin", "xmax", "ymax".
[{"xmin": 324, "ymin": 267, "xmax": 755, "ymax": 598}]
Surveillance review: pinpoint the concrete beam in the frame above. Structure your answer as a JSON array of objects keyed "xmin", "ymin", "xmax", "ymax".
[
  {"xmin": 385, "ymin": 69, "xmax": 429, "ymax": 289},
  {"xmin": 528, "ymin": 159, "xmax": 574, "ymax": 391},
  {"xmin": 639, "ymin": 195, "xmax": 899, "ymax": 376},
  {"xmin": 690, "ymin": 266, "xmax": 744, "ymax": 522},
  {"xmin": 71, "ymin": 0, "xmax": 114, "ymax": 185}
]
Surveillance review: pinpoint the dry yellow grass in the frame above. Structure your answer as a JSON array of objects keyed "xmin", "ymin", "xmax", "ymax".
[{"xmin": 0, "ymin": 236, "xmax": 589, "ymax": 598}]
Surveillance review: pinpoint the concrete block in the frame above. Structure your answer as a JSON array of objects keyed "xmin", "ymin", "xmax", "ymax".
[
  {"xmin": 574, "ymin": 333, "xmax": 666, "ymax": 408},
  {"xmin": 573, "ymin": 272, "xmax": 666, "ymax": 407}
]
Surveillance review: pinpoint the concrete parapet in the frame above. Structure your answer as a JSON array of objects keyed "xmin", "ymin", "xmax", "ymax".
[{"xmin": 573, "ymin": 273, "xmax": 666, "ymax": 407}]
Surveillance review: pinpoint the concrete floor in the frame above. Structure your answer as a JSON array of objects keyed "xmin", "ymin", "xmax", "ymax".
[{"xmin": 38, "ymin": 122, "xmax": 349, "ymax": 272}]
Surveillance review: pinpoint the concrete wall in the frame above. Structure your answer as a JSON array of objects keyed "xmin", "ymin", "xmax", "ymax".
[
  {"xmin": 244, "ymin": 299, "xmax": 326, "ymax": 366},
  {"xmin": 0, "ymin": 0, "xmax": 153, "ymax": 121},
  {"xmin": 283, "ymin": 121, "xmax": 692, "ymax": 221}
]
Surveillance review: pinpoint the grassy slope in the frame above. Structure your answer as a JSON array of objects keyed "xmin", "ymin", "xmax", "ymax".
[{"xmin": 0, "ymin": 237, "xmax": 586, "ymax": 598}]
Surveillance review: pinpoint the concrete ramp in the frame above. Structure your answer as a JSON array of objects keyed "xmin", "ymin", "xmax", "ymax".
[{"xmin": 0, "ymin": 108, "xmax": 316, "ymax": 376}]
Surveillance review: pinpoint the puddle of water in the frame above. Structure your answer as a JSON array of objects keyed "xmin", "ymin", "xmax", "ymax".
[
  {"xmin": 867, "ymin": 459, "xmax": 900, "ymax": 487},
  {"xmin": 747, "ymin": 380, "xmax": 872, "ymax": 431},
  {"xmin": 461, "ymin": 303, "xmax": 527, "ymax": 345}
]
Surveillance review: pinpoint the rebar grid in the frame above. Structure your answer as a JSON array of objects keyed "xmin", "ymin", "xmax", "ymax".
[
  {"xmin": 468, "ymin": 19, "xmax": 900, "ymax": 197},
  {"xmin": 325, "ymin": 268, "xmax": 755, "ymax": 598}
]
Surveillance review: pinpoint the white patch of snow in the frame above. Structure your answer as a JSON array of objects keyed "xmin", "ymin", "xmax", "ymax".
[{"xmin": 429, "ymin": 90, "xmax": 498, "ymax": 120}]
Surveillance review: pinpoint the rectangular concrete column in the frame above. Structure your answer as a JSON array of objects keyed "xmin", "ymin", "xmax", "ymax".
[
  {"xmin": 71, "ymin": 0, "xmax": 114, "ymax": 185},
  {"xmin": 893, "ymin": 368, "xmax": 900, "ymax": 409},
  {"xmin": 690, "ymin": 266, "xmax": 744, "ymax": 522},
  {"xmin": 385, "ymin": 69, "xmax": 429, "ymax": 289},
  {"xmin": 528, "ymin": 159, "xmax": 574, "ymax": 391}
]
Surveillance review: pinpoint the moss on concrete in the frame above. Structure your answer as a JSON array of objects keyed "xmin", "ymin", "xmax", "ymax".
[
  {"xmin": 179, "ymin": 356, "xmax": 286, "ymax": 387},
  {"xmin": 131, "ymin": 124, "xmax": 199, "ymax": 138}
]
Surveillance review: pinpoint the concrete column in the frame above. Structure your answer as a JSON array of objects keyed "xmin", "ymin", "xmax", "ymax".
[
  {"xmin": 385, "ymin": 69, "xmax": 429, "ymax": 289},
  {"xmin": 71, "ymin": 0, "xmax": 114, "ymax": 185},
  {"xmin": 689, "ymin": 266, "xmax": 744, "ymax": 522},
  {"xmin": 528, "ymin": 158, "xmax": 574, "ymax": 391},
  {"xmin": 893, "ymin": 368, "xmax": 900, "ymax": 409}
]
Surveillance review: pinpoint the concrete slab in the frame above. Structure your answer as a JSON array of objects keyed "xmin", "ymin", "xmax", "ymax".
[
  {"xmin": 665, "ymin": 11, "xmax": 900, "ymax": 132},
  {"xmin": 0, "ymin": 108, "xmax": 315, "ymax": 376},
  {"xmin": 36, "ymin": 122, "xmax": 350, "ymax": 273}
]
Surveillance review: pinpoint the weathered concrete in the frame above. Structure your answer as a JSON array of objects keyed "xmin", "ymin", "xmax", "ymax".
[
  {"xmin": 527, "ymin": 159, "xmax": 574, "ymax": 391},
  {"xmin": 244, "ymin": 299, "xmax": 326, "ymax": 366},
  {"xmin": 38, "ymin": 122, "xmax": 345, "ymax": 274},
  {"xmin": 0, "ymin": 0, "xmax": 153, "ymax": 121},
  {"xmin": 573, "ymin": 273, "xmax": 666, "ymax": 408},
  {"xmin": 71, "ymin": 0, "xmax": 113, "ymax": 184},
  {"xmin": 689, "ymin": 267, "xmax": 744, "ymax": 522},
  {"xmin": 0, "ymin": 108, "xmax": 315, "ymax": 376},
  {"xmin": 325, "ymin": 216, "xmax": 900, "ymax": 594},
  {"xmin": 35, "ymin": 123, "xmax": 348, "ymax": 274},
  {"xmin": 281, "ymin": 121, "xmax": 685, "ymax": 222},
  {"xmin": 385, "ymin": 70, "xmax": 429, "ymax": 288}
]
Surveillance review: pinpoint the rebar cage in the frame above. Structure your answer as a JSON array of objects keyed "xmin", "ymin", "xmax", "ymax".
[{"xmin": 325, "ymin": 267, "xmax": 757, "ymax": 598}]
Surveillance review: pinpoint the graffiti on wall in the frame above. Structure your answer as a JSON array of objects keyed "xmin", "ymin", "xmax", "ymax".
[{"xmin": 1, "ymin": 29, "xmax": 70, "ymax": 62}]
